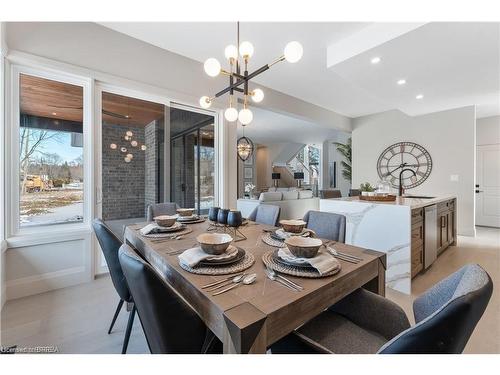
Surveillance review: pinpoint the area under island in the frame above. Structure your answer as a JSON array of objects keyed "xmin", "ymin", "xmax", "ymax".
[{"xmin": 320, "ymin": 196, "xmax": 457, "ymax": 294}]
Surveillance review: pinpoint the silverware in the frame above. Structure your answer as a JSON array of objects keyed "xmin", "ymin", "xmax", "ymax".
[
  {"xmin": 328, "ymin": 247, "xmax": 363, "ymax": 262},
  {"xmin": 201, "ymin": 273, "xmax": 244, "ymax": 289},
  {"xmin": 266, "ymin": 266, "xmax": 303, "ymax": 290},
  {"xmin": 265, "ymin": 269, "xmax": 300, "ymax": 291},
  {"xmin": 326, "ymin": 247, "xmax": 360, "ymax": 264},
  {"xmin": 212, "ymin": 274, "xmax": 257, "ymax": 296},
  {"xmin": 205, "ymin": 274, "xmax": 247, "ymax": 291}
]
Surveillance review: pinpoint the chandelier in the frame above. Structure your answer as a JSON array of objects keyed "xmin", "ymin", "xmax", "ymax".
[{"xmin": 199, "ymin": 22, "xmax": 303, "ymax": 125}]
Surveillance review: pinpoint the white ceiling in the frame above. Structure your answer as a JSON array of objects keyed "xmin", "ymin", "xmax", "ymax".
[
  {"xmin": 101, "ymin": 22, "xmax": 500, "ymax": 119},
  {"xmin": 235, "ymin": 107, "xmax": 342, "ymax": 145}
]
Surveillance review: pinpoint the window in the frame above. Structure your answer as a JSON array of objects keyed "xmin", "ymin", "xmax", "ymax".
[{"xmin": 18, "ymin": 73, "xmax": 84, "ymax": 227}]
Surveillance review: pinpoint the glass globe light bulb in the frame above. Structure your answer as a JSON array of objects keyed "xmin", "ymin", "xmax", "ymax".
[
  {"xmin": 120, "ymin": 147, "xmax": 127, "ymax": 153},
  {"xmin": 199, "ymin": 96, "xmax": 212, "ymax": 109},
  {"xmin": 284, "ymin": 41, "xmax": 303, "ymax": 63},
  {"xmin": 204, "ymin": 58, "xmax": 221, "ymax": 77},
  {"xmin": 126, "ymin": 130, "xmax": 133, "ymax": 137},
  {"xmin": 224, "ymin": 45, "xmax": 238, "ymax": 60},
  {"xmin": 238, "ymin": 108, "xmax": 253, "ymax": 125},
  {"xmin": 224, "ymin": 107, "xmax": 238, "ymax": 122},
  {"xmin": 239, "ymin": 41, "xmax": 254, "ymax": 59},
  {"xmin": 110, "ymin": 143, "xmax": 117, "ymax": 149},
  {"xmin": 124, "ymin": 157, "xmax": 131, "ymax": 163},
  {"xmin": 141, "ymin": 145, "xmax": 147, "ymax": 151},
  {"xmin": 126, "ymin": 153, "xmax": 133, "ymax": 159},
  {"xmin": 131, "ymin": 140, "xmax": 138, "ymax": 147},
  {"xmin": 251, "ymin": 88, "xmax": 264, "ymax": 103}
]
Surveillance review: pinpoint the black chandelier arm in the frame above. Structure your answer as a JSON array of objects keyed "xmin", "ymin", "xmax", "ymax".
[{"xmin": 213, "ymin": 62, "xmax": 271, "ymax": 98}]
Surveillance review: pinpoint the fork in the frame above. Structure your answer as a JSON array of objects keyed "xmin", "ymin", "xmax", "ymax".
[
  {"xmin": 266, "ymin": 266, "xmax": 303, "ymax": 290},
  {"xmin": 265, "ymin": 269, "xmax": 300, "ymax": 291}
]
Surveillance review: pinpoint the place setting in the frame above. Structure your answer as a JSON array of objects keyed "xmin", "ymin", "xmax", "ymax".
[
  {"xmin": 139, "ymin": 214, "xmax": 193, "ymax": 240},
  {"xmin": 262, "ymin": 235, "xmax": 342, "ymax": 279},
  {"xmin": 175, "ymin": 208, "xmax": 206, "ymax": 224},
  {"xmin": 261, "ymin": 219, "xmax": 314, "ymax": 247},
  {"xmin": 177, "ymin": 232, "xmax": 255, "ymax": 276}
]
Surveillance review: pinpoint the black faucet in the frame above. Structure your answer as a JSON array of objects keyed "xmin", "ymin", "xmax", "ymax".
[{"xmin": 399, "ymin": 168, "xmax": 417, "ymax": 196}]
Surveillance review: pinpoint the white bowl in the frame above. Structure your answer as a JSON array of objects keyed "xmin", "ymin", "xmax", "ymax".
[{"xmin": 196, "ymin": 233, "xmax": 233, "ymax": 255}]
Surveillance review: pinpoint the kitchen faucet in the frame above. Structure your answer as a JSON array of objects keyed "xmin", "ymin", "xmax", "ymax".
[{"xmin": 399, "ymin": 168, "xmax": 417, "ymax": 196}]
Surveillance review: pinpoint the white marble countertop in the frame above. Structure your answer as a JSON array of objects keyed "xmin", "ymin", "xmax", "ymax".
[{"xmin": 323, "ymin": 195, "xmax": 456, "ymax": 209}]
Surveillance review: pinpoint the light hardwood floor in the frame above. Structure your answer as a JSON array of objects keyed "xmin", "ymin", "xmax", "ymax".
[{"xmin": 1, "ymin": 227, "xmax": 498, "ymax": 354}]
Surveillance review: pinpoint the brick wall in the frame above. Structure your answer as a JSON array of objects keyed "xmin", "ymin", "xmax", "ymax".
[
  {"xmin": 144, "ymin": 120, "xmax": 158, "ymax": 213},
  {"xmin": 102, "ymin": 123, "xmax": 145, "ymax": 220}
]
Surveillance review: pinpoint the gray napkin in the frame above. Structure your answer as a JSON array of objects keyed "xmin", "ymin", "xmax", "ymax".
[{"xmin": 278, "ymin": 247, "xmax": 340, "ymax": 275}]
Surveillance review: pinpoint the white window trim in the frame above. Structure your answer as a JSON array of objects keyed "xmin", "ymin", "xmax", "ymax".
[{"xmin": 7, "ymin": 64, "xmax": 93, "ymax": 239}]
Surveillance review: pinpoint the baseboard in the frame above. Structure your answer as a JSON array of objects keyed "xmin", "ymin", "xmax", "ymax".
[{"xmin": 6, "ymin": 266, "xmax": 90, "ymax": 301}]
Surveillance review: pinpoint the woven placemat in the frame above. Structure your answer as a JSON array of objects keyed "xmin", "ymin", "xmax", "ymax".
[
  {"xmin": 262, "ymin": 250, "xmax": 341, "ymax": 278},
  {"xmin": 141, "ymin": 226, "xmax": 193, "ymax": 239},
  {"xmin": 261, "ymin": 233, "xmax": 285, "ymax": 247},
  {"xmin": 177, "ymin": 218, "xmax": 206, "ymax": 224},
  {"xmin": 179, "ymin": 252, "xmax": 255, "ymax": 275}
]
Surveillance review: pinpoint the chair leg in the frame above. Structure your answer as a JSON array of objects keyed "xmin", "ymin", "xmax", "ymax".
[
  {"xmin": 121, "ymin": 305, "xmax": 136, "ymax": 354},
  {"xmin": 108, "ymin": 299, "xmax": 124, "ymax": 334}
]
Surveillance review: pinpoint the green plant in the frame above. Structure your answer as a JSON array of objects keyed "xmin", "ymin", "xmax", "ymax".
[
  {"xmin": 333, "ymin": 138, "xmax": 351, "ymax": 182},
  {"xmin": 360, "ymin": 182, "xmax": 375, "ymax": 192}
]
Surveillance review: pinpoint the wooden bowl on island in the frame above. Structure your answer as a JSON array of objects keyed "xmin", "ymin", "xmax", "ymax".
[
  {"xmin": 153, "ymin": 215, "xmax": 177, "ymax": 227},
  {"xmin": 177, "ymin": 208, "xmax": 195, "ymax": 217},
  {"xmin": 285, "ymin": 236, "xmax": 323, "ymax": 258},
  {"xmin": 279, "ymin": 219, "xmax": 307, "ymax": 234},
  {"xmin": 196, "ymin": 233, "xmax": 233, "ymax": 255}
]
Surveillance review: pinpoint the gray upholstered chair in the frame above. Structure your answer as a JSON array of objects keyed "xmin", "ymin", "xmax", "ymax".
[
  {"xmin": 248, "ymin": 204, "xmax": 280, "ymax": 226},
  {"xmin": 146, "ymin": 202, "xmax": 178, "ymax": 222},
  {"xmin": 349, "ymin": 189, "xmax": 360, "ymax": 197},
  {"xmin": 272, "ymin": 264, "xmax": 492, "ymax": 354},
  {"xmin": 319, "ymin": 189, "xmax": 342, "ymax": 199},
  {"xmin": 302, "ymin": 210, "xmax": 346, "ymax": 242}
]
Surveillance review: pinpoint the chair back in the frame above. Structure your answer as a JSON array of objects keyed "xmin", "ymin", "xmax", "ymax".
[
  {"xmin": 92, "ymin": 219, "xmax": 131, "ymax": 302},
  {"xmin": 146, "ymin": 202, "xmax": 178, "ymax": 221},
  {"xmin": 303, "ymin": 211, "xmax": 346, "ymax": 242},
  {"xmin": 320, "ymin": 190, "xmax": 342, "ymax": 199},
  {"xmin": 249, "ymin": 204, "xmax": 281, "ymax": 226},
  {"xmin": 349, "ymin": 189, "xmax": 360, "ymax": 197},
  {"xmin": 378, "ymin": 264, "xmax": 493, "ymax": 354},
  {"xmin": 118, "ymin": 244, "xmax": 207, "ymax": 353}
]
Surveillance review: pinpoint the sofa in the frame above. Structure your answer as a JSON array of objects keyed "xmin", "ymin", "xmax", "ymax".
[{"xmin": 236, "ymin": 188, "xmax": 319, "ymax": 221}]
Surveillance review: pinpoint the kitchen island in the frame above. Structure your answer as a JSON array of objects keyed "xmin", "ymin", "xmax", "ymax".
[{"xmin": 320, "ymin": 196, "xmax": 457, "ymax": 294}]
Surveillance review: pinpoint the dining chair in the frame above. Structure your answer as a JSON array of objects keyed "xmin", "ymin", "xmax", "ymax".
[
  {"xmin": 319, "ymin": 189, "xmax": 342, "ymax": 199},
  {"xmin": 272, "ymin": 264, "xmax": 493, "ymax": 354},
  {"xmin": 92, "ymin": 219, "xmax": 137, "ymax": 354},
  {"xmin": 302, "ymin": 210, "xmax": 346, "ymax": 242},
  {"xmin": 348, "ymin": 189, "xmax": 360, "ymax": 197},
  {"xmin": 146, "ymin": 202, "xmax": 178, "ymax": 222},
  {"xmin": 118, "ymin": 244, "xmax": 222, "ymax": 354},
  {"xmin": 248, "ymin": 204, "xmax": 281, "ymax": 226}
]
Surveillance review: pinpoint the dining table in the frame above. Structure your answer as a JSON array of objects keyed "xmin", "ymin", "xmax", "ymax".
[{"xmin": 124, "ymin": 220, "xmax": 386, "ymax": 354}]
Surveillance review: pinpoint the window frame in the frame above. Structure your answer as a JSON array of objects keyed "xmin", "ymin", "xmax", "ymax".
[{"xmin": 8, "ymin": 64, "xmax": 93, "ymax": 237}]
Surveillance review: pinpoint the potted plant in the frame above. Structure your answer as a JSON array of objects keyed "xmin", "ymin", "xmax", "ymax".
[
  {"xmin": 360, "ymin": 182, "xmax": 375, "ymax": 197},
  {"xmin": 244, "ymin": 183, "xmax": 256, "ymax": 199}
]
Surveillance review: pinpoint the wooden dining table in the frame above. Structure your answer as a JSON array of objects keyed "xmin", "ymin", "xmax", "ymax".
[{"xmin": 124, "ymin": 221, "xmax": 386, "ymax": 354}]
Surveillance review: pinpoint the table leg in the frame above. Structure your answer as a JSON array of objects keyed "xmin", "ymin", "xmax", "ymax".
[
  {"xmin": 222, "ymin": 302, "xmax": 267, "ymax": 354},
  {"xmin": 363, "ymin": 258, "xmax": 386, "ymax": 296}
]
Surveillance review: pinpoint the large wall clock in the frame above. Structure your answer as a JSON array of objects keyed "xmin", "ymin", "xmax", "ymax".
[{"xmin": 376, "ymin": 142, "xmax": 432, "ymax": 189}]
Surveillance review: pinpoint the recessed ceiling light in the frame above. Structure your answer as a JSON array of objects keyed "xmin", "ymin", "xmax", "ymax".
[
  {"xmin": 52, "ymin": 112, "xmax": 57, "ymax": 116},
  {"xmin": 397, "ymin": 79, "xmax": 406, "ymax": 85},
  {"xmin": 416, "ymin": 94, "xmax": 424, "ymax": 100},
  {"xmin": 371, "ymin": 57, "xmax": 381, "ymax": 64}
]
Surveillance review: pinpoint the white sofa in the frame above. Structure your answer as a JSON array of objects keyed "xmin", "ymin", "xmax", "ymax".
[{"xmin": 236, "ymin": 189, "xmax": 319, "ymax": 221}]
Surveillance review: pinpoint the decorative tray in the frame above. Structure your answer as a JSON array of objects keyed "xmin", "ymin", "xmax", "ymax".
[{"xmin": 359, "ymin": 194, "xmax": 396, "ymax": 202}]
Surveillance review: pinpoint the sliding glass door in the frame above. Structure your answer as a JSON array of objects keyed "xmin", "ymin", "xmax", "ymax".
[{"xmin": 170, "ymin": 106, "xmax": 215, "ymax": 215}]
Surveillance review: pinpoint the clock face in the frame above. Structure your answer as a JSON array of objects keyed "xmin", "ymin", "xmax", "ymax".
[{"xmin": 376, "ymin": 142, "xmax": 432, "ymax": 189}]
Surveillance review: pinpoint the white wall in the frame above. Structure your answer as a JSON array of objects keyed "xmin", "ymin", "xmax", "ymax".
[
  {"xmin": 477, "ymin": 116, "xmax": 500, "ymax": 145},
  {"xmin": 352, "ymin": 107, "xmax": 476, "ymax": 236},
  {"xmin": 322, "ymin": 131, "xmax": 352, "ymax": 197}
]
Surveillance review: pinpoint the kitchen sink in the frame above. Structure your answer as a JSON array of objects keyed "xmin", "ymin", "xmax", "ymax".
[{"xmin": 403, "ymin": 195, "xmax": 436, "ymax": 199}]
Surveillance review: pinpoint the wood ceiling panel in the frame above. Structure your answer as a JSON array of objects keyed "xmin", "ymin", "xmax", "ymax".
[{"xmin": 20, "ymin": 74, "xmax": 165, "ymax": 127}]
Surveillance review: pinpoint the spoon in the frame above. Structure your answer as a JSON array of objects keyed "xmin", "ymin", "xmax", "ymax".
[
  {"xmin": 212, "ymin": 273, "xmax": 257, "ymax": 296},
  {"xmin": 206, "ymin": 273, "xmax": 247, "ymax": 291}
]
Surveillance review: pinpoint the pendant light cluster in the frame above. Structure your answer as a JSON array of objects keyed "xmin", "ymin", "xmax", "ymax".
[
  {"xmin": 199, "ymin": 22, "xmax": 303, "ymax": 126},
  {"xmin": 109, "ymin": 130, "xmax": 147, "ymax": 163}
]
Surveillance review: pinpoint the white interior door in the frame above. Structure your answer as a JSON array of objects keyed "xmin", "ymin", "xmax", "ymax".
[{"xmin": 476, "ymin": 144, "xmax": 500, "ymax": 227}]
